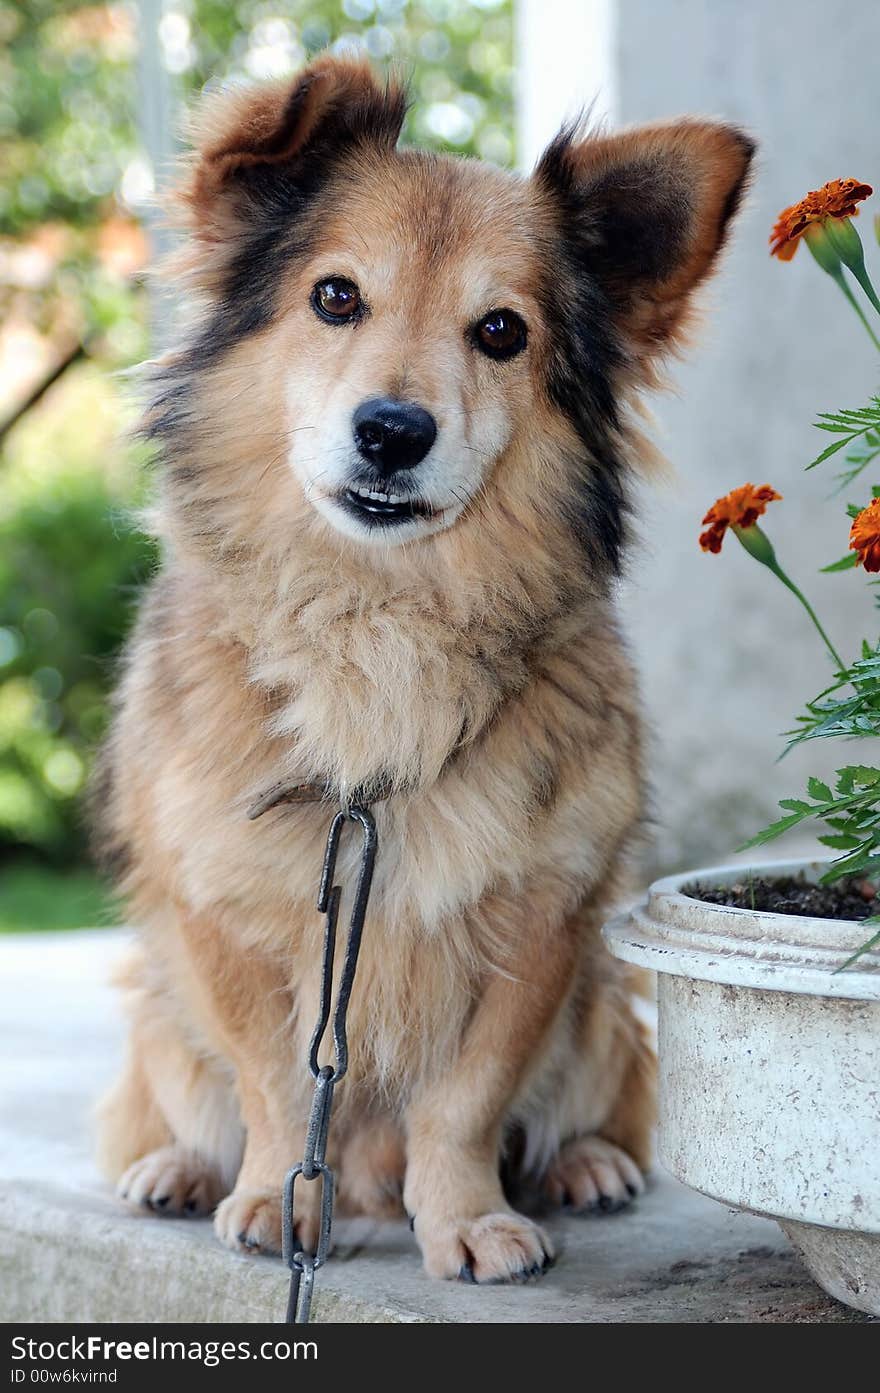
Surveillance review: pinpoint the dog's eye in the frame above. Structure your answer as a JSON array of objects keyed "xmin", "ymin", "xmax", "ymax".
[
  {"xmin": 311, "ymin": 278, "xmax": 362, "ymax": 323},
  {"xmin": 474, "ymin": 308, "xmax": 527, "ymax": 361}
]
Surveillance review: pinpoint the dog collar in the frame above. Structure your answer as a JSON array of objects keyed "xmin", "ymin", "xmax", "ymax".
[{"xmin": 247, "ymin": 776, "xmax": 392, "ymax": 821}]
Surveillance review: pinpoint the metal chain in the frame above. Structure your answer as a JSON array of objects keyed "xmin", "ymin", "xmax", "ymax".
[{"xmin": 282, "ymin": 803, "xmax": 378, "ymax": 1324}]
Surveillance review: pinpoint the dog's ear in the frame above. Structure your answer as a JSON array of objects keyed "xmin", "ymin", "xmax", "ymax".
[
  {"xmin": 535, "ymin": 119, "xmax": 755, "ymax": 358},
  {"xmin": 179, "ymin": 57, "xmax": 407, "ymax": 245}
]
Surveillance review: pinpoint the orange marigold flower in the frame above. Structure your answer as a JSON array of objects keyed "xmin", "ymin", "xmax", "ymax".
[
  {"xmin": 700, "ymin": 483, "xmax": 782, "ymax": 554},
  {"xmin": 849, "ymin": 498, "xmax": 880, "ymax": 572},
  {"xmin": 770, "ymin": 177, "xmax": 873, "ymax": 261}
]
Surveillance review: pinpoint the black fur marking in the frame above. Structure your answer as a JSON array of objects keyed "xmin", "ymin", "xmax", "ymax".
[
  {"xmin": 198, "ymin": 166, "xmax": 330, "ymax": 368},
  {"xmin": 543, "ymin": 333, "xmax": 629, "ymax": 580},
  {"xmin": 534, "ymin": 142, "xmax": 629, "ymax": 574},
  {"xmin": 144, "ymin": 374, "xmax": 193, "ymax": 445},
  {"xmin": 535, "ymin": 129, "xmax": 637, "ymax": 576},
  {"xmin": 536, "ymin": 122, "xmax": 749, "ymax": 577},
  {"xmin": 566, "ymin": 442, "xmax": 629, "ymax": 578}
]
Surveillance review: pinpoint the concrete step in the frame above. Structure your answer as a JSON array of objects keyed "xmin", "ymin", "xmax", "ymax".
[{"xmin": 0, "ymin": 929, "xmax": 868, "ymax": 1323}]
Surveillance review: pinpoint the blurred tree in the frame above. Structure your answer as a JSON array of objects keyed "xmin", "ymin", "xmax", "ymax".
[
  {"xmin": 0, "ymin": 1, "xmax": 513, "ymax": 882},
  {"xmin": 183, "ymin": 0, "xmax": 514, "ymax": 161},
  {"xmin": 0, "ymin": 453, "xmax": 157, "ymax": 861}
]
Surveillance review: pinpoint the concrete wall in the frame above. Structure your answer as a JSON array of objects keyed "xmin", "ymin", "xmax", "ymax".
[{"xmin": 517, "ymin": 0, "xmax": 880, "ymax": 873}]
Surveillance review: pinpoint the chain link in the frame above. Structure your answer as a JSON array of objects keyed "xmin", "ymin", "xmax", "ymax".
[{"xmin": 282, "ymin": 803, "xmax": 378, "ymax": 1324}]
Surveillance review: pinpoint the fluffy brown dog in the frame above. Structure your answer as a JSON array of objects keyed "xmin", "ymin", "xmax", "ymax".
[{"xmin": 94, "ymin": 56, "xmax": 753, "ymax": 1284}]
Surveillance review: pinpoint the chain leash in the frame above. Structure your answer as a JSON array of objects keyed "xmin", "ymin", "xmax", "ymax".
[{"xmin": 281, "ymin": 802, "xmax": 378, "ymax": 1324}]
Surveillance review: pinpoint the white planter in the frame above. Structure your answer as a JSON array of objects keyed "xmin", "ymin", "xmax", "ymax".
[{"xmin": 604, "ymin": 858, "xmax": 880, "ymax": 1317}]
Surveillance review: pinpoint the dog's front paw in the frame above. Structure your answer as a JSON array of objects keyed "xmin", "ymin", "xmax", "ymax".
[
  {"xmin": 214, "ymin": 1189, "xmax": 284, "ymax": 1255},
  {"xmin": 118, "ymin": 1146, "xmax": 226, "ymax": 1216},
  {"xmin": 543, "ymin": 1135, "xmax": 646, "ymax": 1215},
  {"xmin": 415, "ymin": 1210, "xmax": 553, "ymax": 1283}
]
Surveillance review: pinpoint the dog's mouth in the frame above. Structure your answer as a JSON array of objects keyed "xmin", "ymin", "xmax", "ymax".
[{"xmin": 339, "ymin": 484, "xmax": 436, "ymax": 527}]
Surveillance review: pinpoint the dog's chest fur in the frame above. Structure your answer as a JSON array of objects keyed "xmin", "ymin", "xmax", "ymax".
[
  {"xmin": 109, "ymin": 550, "xmax": 642, "ymax": 946},
  {"xmin": 100, "ymin": 552, "xmax": 643, "ymax": 1096}
]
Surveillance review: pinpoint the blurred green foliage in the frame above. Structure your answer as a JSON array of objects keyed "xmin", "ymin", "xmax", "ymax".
[
  {"xmin": 1, "ymin": 2, "xmax": 141, "ymax": 237},
  {"xmin": 2, "ymin": 1, "xmax": 513, "ymax": 243},
  {"xmin": 0, "ymin": 2, "xmax": 513, "ymax": 887},
  {"xmin": 0, "ymin": 859, "xmax": 120, "ymax": 933},
  {"xmin": 0, "ymin": 420, "xmax": 156, "ymax": 863},
  {"xmin": 179, "ymin": 0, "xmax": 514, "ymax": 161}
]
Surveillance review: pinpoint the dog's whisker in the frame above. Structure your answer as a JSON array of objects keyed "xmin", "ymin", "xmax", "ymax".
[{"xmin": 303, "ymin": 469, "xmax": 329, "ymax": 501}]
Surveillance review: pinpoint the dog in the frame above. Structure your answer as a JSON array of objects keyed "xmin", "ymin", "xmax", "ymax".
[{"xmin": 93, "ymin": 55, "xmax": 753, "ymax": 1284}]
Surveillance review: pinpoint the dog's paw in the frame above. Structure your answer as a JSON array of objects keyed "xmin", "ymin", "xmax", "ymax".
[
  {"xmin": 543, "ymin": 1135, "xmax": 646, "ymax": 1215},
  {"xmin": 117, "ymin": 1146, "xmax": 226, "ymax": 1217},
  {"xmin": 415, "ymin": 1210, "xmax": 554, "ymax": 1283},
  {"xmin": 213, "ymin": 1188, "xmax": 288, "ymax": 1255}
]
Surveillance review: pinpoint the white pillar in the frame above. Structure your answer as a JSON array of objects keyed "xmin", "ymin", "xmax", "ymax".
[
  {"xmin": 136, "ymin": 0, "xmax": 177, "ymax": 345},
  {"xmin": 517, "ymin": 0, "xmax": 880, "ymax": 874},
  {"xmin": 515, "ymin": 0, "xmax": 617, "ymax": 169}
]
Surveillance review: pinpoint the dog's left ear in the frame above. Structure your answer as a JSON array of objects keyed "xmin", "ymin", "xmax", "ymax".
[
  {"xmin": 535, "ymin": 119, "xmax": 755, "ymax": 356},
  {"xmin": 178, "ymin": 57, "xmax": 407, "ymax": 253}
]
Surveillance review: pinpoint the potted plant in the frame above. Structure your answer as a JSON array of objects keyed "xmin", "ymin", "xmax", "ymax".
[{"xmin": 605, "ymin": 178, "xmax": 880, "ymax": 1317}]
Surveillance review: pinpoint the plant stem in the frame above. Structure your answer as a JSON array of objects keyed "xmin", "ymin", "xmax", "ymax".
[
  {"xmin": 850, "ymin": 261, "xmax": 880, "ymax": 319},
  {"xmin": 766, "ymin": 557, "xmax": 846, "ymax": 671},
  {"xmin": 821, "ymin": 216, "xmax": 880, "ymax": 323},
  {"xmin": 830, "ymin": 265, "xmax": 880, "ymax": 351}
]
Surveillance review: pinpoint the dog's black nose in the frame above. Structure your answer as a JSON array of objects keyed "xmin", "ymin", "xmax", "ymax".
[{"xmin": 353, "ymin": 398, "xmax": 437, "ymax": 474}]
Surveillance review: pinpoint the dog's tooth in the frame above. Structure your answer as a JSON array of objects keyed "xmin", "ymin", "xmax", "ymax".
[{"xmin": 350, "ymin": 485, "xmax": 407, "ymax": 506}]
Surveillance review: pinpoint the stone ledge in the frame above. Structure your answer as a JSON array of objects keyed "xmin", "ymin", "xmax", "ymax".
[{"xmin": 0, "ymin": 930, "xmax": 869, "ymax": 1323}]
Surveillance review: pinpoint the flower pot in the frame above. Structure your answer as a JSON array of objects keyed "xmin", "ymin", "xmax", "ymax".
[{"xmin": 604, "ymin": 858, "xmax": 880, "ymax": 1317}]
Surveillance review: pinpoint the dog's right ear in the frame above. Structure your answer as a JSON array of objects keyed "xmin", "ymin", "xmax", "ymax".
[
  {"xmin": 534, "ymin": 118, "xmax": 754, "ymax": 361},
  {"xmin": 177, "ymin": 57, "xmax": 407, "ymax": 248}
]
